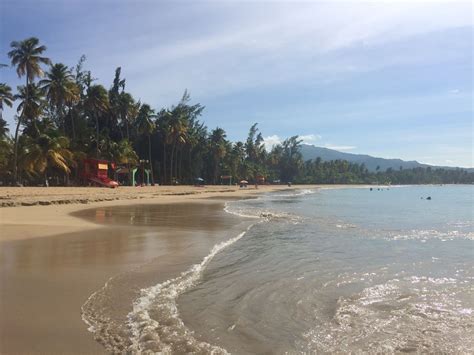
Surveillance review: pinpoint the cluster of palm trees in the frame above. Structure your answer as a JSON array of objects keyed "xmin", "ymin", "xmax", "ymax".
[
  {"xmin": 0, "ymin": 37, "xmax": 305, "ymax": 186},
  {"xmin": 2, "ymin": 37, "xmax": 471, "ymax": 187}
]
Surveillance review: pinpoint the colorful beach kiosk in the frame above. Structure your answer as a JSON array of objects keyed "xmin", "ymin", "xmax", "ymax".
[
  {"xmin": 115, "ymin": 166, "xmax": 151, "ymax": 186},
  {"xmin": 220, "ymin": 175, "xmax": 233, "ymax": 185},
  {"xmin": 81, "ymin": 158, "xmax": 119, "ymax": 188}
]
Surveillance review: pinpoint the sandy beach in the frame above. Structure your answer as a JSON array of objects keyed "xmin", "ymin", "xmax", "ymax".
[{"xmin": 0, "ymin": 184, "xmax": 309, "ymax": 354}]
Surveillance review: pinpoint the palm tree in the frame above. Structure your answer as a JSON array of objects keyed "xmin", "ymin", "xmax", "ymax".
[
  {"xmin": 118, "ymin": 92, "xmax": 137, "ymax": 140},
  {"xmin": 39, "ymin": 63, "xmax": 79, "ymax": 133},
  {"xmin": 15, "ymin": 84, "xmax": 44, "ymax": 122},
  {"xmin": 184, "ymin": 119, "xmax": 207, "ymax": 182},
  {"xmin": 0, "ymin": 118, "xmax": 8, "ymax": 137},
  {"xmin": 84, "ymin": 84, "xmax": 109, "ymax": 158},
  {"xmin": 156, "ymin": 109, "xmax": 171, "ymax": 184},
  {"xmin": 107, "ymin": 139, "xmax": 138, "ymax": 166},
  {"xmin": 0, "ymin": 135, "xmax": 13, "ymax": 182},
  {"xmin": 8, "ymin": 38, "xmax": 51, "ymax": 85},
  {"xmin": 168, "ymin": 110, "xmax": 187, "ymax": 184},
  {"xmin": 136, "ymin": 104, "xmax": 156, "ymax": 184},
  {"xmin": 0, "ymin": 83, "xmax": 14, "ymax": 121},
  {"xmin": 19, "ymin": 132, "xmax": 74, "ymax": 186},
  {"xmin": 8, "ymin": 37, "xmax": 51, "ymax": 184},
  {"xmin": 209, "ymin": 127, "xmax": 228, "ymax": 184}
]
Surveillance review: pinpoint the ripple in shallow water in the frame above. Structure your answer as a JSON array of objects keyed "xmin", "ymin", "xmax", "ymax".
[{"xmin": 302, "ymin": 274, "xmax": 474, "ymax": 353}]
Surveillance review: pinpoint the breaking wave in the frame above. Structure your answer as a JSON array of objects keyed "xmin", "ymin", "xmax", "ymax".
[
  {"xmin": 125, "ymin": 224, "xmax": 256, "ymax": 353},
  {"xmin": 269, "ymin": 188, "xmax": 318, "ymax": 198},
  {"xmin": 224, "ymin": 199, "xmax": 303, "ymax": 224}
]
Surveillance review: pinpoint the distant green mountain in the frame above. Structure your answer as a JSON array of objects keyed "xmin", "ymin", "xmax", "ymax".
[{"xmin": 300, "ymin": 145, "xmax": 471, "ymax": 172}]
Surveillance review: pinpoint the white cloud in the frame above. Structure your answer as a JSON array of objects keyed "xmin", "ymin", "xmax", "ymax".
[
  {"xmin": 300, "ymin": 134, "xmax": 322, "ymax": 144},
  {"xmin": 91, "ymin": 1, "xmax": 473, "ymax": 103},
  {"xmin": 324, "ymin": 144, "xmax": 357, "ymax": 151},
  {"xmin": 263, "ymin": 135, "xmax": 282, "ymax": 150},
  {"xmin": 264, "ymin": 133, "xmax": 322, "ymax": 150}
]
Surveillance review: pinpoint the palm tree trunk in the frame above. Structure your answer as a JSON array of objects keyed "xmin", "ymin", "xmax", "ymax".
[
  {"xmin": 214, "ymin": 160, "xmax": 218, "ymax": 185},
  {"xmin": 95, "ymin": 114, "xmax": 99, "ymax": 158},
  {"xmin": 148, "ymin": 134, "xmax": 154, "ymax": 185},
  {"xmin": 69, "ymin": 106, "xmax": 76, "ymax": 141},
  {"xmin": 175, "ymin": 147, "xmax": 179, "ymax": 183},
  {"xmin": 26, "ymin": 75, "xmax": 40, "ymax": 136},
  {"xmin": 170, "ymin": 142, "xmax": 176, "ymax": 184},
  {"xmin": 119, "ymin": 122, "xmax": 124, "ymax": 140},
  {"xmin": 162, "ymin": 142, "xmax": 167, "ymax": 185},
  {"xmin": 188, "ymin": 148, "xmax": 192, "ymax": 183},
  {"xmin": 12, "ymin": 116, "xmax": 22, "ymax": 185},
  {"xmin": 178, "ymin": 148, "xmax": 182, "ymax": 183}
]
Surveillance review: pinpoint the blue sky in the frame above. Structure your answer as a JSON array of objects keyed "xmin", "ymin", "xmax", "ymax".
[{"xmin": 1, "ymin": 0, "xmax": 472, "ymax": 167}]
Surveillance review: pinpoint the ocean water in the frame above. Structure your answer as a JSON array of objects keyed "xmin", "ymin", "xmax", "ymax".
[
  {"xmin": 86, "ymin": 186, "xmax": 474, "ymax": 353},
  {"xmin": 176, "ymin": 186, "xmax": 474, "ymax": 353}
]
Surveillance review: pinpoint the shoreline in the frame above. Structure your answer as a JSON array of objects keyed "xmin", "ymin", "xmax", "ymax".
[
  {"xmin": 1, "ymin": 194, "xmax": 256, "ymax": 353},
  {"xmin": 1, "ymin": 185, "xmax": 314, "ymax": 353},
  {"xmin": 0, "ymin": 184, "xmax": 364, "ymax": 354},
  {"xmin": 0, "ymin": 185, "xmax": 286, "ymax": 208},
  {"xmin": 0, "ymin": 184, "xmax": 369, "ymax": 242},
  {"xmin": 0, "ymin": 185, "xmax": 283, "ymax": 242},
  {"xmin": 0, "ymin": 184, "xmax": 387, "ymax": 209}
]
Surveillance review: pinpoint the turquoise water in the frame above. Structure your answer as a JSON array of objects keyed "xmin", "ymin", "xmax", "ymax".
[{"xmin": 177, "ymin": 186, "xmax": 473, "ymax": 353}]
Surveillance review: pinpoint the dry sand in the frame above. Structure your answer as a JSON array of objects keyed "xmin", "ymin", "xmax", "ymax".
[
  {"xmin": 0, "ymin": 184, "xmax": 311, "ymax": 354},
  {"xmin": 0, "ymin": 185, "xmax": 291, "ymax": 241}
]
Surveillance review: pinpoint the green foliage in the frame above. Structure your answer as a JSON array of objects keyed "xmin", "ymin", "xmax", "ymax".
[
  {"xmin": 8, "ymin": 37, "xmax": 51, "ymax": 82},
  {"xmin": 2, "ymin": 37, "xmax": 473, "ymax": 186},
  {"xmin": 19, "ymin": 131, "xmax": 74, "ymax": 177},
  {"xmin": 0, "ymin": 83, "xmax": 15, "ymax": 120}
]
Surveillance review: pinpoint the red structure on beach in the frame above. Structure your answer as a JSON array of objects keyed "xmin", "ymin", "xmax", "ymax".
[{"xmin": 81, "ymin": 159, "xmax": 119, "ymax": 188}]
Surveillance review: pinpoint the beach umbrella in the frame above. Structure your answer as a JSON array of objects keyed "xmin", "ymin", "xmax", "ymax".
[
  {"xmin": 240, "ymin": 180, "xmax": 248, "ymax": 184},
  {"xmin": 195, "ymin": 177, "xmax": 204, "ymax": 182}
]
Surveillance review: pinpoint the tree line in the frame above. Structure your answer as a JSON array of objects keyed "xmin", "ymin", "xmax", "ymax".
[{"xmin": 0, "ymin": 37, "xmax": 472, "ymax": 186}]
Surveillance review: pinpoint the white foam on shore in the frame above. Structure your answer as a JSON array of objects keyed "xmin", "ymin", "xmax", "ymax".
[
  {"xmin": 270, "ymin": 188, "xmax": 318, "ymax": 197},
  {"xmin": 224, "ymin": 197, "xmax": 304, "ymax": 224},
  {"xmin": 126, "ymin": 223, "xmax": 257, "ymax": 353},
  {"xmin": 223, "ymin": 201, "xmax": 261, "ymax": 219}
]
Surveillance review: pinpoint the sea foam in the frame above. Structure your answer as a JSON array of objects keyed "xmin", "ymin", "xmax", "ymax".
[{"xmin": 126, "ymin": 223, "xmax": 256, "ymax": 353}]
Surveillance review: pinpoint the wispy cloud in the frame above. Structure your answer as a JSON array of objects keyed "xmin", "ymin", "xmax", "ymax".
[
  {"xmin": 324, "ymin": 144, "xmax": 357, "ymax": 151},
  {"xmin": 300, "ymin": 134, "xmax": 322, "ymax": 144},
  {"xmin": 1, "ymin": 0, "xmax": 472, "ymax": 167},
  {"xmin": 263, "ymin": 133, "xmax": 322, "ymax": 150},
  {"xmin": 85, "ymin": 1, "xmax": 472, "ymax": 102}
]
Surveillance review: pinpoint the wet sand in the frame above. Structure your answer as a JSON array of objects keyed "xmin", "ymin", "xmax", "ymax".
[
  {"xmin": 0, "ymin": 185, "xmax": 287, "ymax": 208},
  {"xmin": 0, "ymin": 185, "xmax": 358, "ymax": 353},
  {"xmin": 0, "ymin": 198, "xmax": 250, "ymax": 353}
]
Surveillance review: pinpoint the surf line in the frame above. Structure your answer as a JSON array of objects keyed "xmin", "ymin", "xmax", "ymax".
[{"xmin": 126, "ymin": 222, "xmax": 258, "ymax": 353}]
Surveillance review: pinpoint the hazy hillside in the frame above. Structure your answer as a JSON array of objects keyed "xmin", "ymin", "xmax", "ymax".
[{"xmin": 300, "ymin": 145, "xmax": 435, "ymax": 172}]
